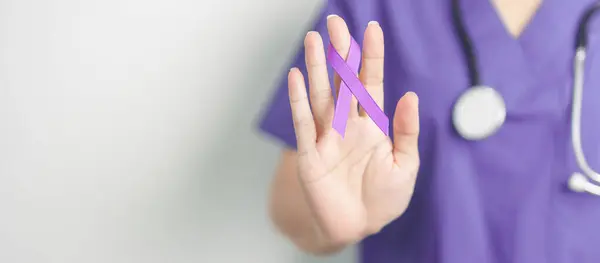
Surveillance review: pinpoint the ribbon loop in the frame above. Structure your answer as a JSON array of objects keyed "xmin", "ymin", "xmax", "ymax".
[{"xmin": 328, "ymin": 37, "xmax": 389, "ymax": 137}]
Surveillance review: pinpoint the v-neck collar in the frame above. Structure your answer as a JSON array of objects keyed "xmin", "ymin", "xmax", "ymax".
[
  {"xmin": 457, "ymin": 0, "xmax": 598, "ymax": 112},
  {"xmin": 519, "ymin": 0, "xmax": 599, "ymax": 74}
]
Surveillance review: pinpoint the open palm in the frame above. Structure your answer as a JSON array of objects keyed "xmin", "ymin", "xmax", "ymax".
[{"xmin": 287, "ymin": 15, "xmax": 421, "ymax": 245}]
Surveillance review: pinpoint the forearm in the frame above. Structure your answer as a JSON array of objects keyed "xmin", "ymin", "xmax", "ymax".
[{"xmin": 268, "ymin": 150, "xmax": 347, "ymax": 255}]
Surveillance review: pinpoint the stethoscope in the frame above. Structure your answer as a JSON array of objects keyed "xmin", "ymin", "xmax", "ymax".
[{"xmin": 450, "ymin": 0, "xmax": 600, "ymax": 195}]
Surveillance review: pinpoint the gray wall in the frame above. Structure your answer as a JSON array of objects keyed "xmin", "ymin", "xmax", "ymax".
[{"xmin": 0, "ymin": 0, "xmax": 355, "ymax": 262}]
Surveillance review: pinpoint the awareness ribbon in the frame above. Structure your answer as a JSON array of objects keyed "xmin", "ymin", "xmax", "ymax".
[{"xmin": 328, "ymin": 37, "xmax": 389, "ymax": 137}]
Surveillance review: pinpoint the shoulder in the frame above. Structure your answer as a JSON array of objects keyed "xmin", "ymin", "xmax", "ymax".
[{"xmin": 326, "ymin": 0, "xmax": 444, "ymax": 31}]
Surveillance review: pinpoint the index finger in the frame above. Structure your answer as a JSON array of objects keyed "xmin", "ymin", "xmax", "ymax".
[{"xmin": 359, "ymin": 21, "xmax": 385, "ymax": 116}]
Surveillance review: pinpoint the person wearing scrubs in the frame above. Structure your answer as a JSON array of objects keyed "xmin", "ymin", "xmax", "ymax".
[{"xmin": 258, "ymin": 0, "xmax": 600, "ymax": 262}]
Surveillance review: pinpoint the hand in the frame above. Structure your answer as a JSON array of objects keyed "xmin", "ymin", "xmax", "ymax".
[{"xmin": 287, "ymin": 15, "xmax": 420, "ymax": 246}]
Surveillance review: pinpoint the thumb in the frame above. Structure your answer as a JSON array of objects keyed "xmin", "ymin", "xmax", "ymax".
[{"xmin": 392, "ymin": 92, "xmax": 420, "ymax": 166}]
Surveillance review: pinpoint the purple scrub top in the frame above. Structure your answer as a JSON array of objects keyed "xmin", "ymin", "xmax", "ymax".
[{"xmin": 258, "ymin": 0, "xmax": 600, "ymax": 262}]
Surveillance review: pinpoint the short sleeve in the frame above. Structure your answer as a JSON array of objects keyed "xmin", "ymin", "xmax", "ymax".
[{"xmin": 257, "ymin": 0, "xmax": 363, "ymax": 150}]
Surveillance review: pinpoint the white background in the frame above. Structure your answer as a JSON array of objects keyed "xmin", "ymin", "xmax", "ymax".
[{"xmin": 0, "ymin": 0, "xmax": 354, "ymax": 262}]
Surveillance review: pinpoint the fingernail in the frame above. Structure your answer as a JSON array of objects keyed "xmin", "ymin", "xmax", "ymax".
[
  {"xmin": 327, "ymin": 14, "xmax": 339, "ymax": 20},
  {"xmin": 306, "ymin": 31, "xmax": 316, "ymax": 36},
  {"xmin": 368, "ymin": 21, "xmax": 379, "ymax": 26},
  {"xmin": 407, "ymin": 91, "xmax": 419, "ymax": 105}
]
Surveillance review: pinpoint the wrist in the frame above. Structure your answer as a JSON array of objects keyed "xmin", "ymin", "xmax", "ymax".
[{"xmin": 294, "ymin": 222, "xmax": 354, "ymax": 256}]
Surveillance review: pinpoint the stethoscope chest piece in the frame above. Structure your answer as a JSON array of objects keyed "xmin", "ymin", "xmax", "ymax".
[{"xmin": 452, "ymin": 86, "xmax": 507, "ymax": 140}]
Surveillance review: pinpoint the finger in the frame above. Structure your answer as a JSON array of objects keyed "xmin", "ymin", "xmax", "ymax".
[
  {"xmin": 305, "ymin": 31, "xmax": 333, "ymax": 133},
  {"xmin": 288, "ymin": 68, "xmax": 317, "ymax": 153},
  {"xmin": 392, "ymin": 92, "xmax": 420, "ymax": 170},
  {"xmin": 327, "ymin": 14, "xmax": 358, "ymax": 118},
  {"xmin": 359, "ymin": 21, "xmax": 384, "ymax": 117}
]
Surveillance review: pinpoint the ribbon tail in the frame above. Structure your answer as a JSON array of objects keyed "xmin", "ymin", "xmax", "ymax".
[{"xmin": 330, "ymin": 38, "xmax": 362, "ymax": 137}]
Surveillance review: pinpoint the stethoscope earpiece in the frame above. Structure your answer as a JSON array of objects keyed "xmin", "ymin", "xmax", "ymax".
[
  {"xmin": 568, "ymin": 172, "xmax": 600, "ymax": 196},
  {"xmin": 568, "ymin": 172, "xmax": 589, "ymax": 193}
]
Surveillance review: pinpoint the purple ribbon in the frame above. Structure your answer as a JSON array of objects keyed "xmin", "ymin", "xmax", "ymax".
[{"xmin": 328, "ymin": 37, "xmax": 389, "ymax": 137}]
